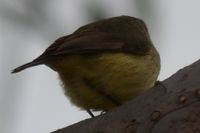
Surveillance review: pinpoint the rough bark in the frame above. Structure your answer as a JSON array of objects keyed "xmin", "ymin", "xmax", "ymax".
[{"xmin": 52, "ymin": 59, "xmax": 200, "ymax": 133}]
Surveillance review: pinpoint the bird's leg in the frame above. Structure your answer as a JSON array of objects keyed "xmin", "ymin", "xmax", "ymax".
[
  {"xmin": 83, "ymin": 77, "xmax": 120, "ymax": 118},
  {"xmin": 100, "ymin": 111, "xmax": 106, "ymax": 115},
  {"xmin": 154, "ymin": 80, "xmax": 161, "ymax": 86},
  {"xmin": 154, "ymin": 80, "xmax": 168, "ymax": 92},
  {"xmin": 86, "ymin": 109, "xmax": 95, "ymax": 118}
]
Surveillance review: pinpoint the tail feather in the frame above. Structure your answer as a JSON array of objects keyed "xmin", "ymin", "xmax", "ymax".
[{"xmin": 11, "ymin": 60, "xmax": 43, "ymax": 73}]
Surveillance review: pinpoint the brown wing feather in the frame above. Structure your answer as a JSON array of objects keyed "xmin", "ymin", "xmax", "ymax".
[{"xmin": 39, "ymin": 32, "xmax": 150, "ymax": 58}]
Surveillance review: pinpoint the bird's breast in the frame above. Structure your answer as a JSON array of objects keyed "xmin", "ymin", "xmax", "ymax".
[{"xmin": 47, "ymin": 48, "xmax": 160, "ymax": 111}]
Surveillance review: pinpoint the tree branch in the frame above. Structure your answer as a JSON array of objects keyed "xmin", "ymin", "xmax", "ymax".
[{"xmin": 52, "ymin": 59, "xmax": 200, "ymax": 133}]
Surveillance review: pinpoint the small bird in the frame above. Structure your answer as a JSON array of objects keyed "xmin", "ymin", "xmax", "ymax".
[{"xmin": 12, "ymin": 16, "xmax": 160, "ymax": 117}]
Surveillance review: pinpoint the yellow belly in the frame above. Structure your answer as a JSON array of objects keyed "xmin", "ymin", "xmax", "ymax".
[{"xmin": 47, "ymin": 49, "xmax": 160, "ymax": 111}]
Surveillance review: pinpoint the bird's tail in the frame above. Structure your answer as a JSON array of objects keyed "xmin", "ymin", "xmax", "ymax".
[{"xmin": 11, "ymin": 60, "xmax": 43, "ymax": 73}]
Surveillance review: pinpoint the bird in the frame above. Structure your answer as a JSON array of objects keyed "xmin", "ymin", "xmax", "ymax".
[{"xmin": 12, "ymin": 15, "xmax": 160, "ymax": 117}]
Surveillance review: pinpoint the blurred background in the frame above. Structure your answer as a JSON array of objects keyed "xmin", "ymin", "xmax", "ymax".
[{"xmin": 1, "ymin": 0, "xmax": 200, "ymax": 133}]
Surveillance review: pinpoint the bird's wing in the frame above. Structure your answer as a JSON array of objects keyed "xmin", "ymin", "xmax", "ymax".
[{"xmin": 38, "ymin": 31, "xmax": 150, "ymax": 60}]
